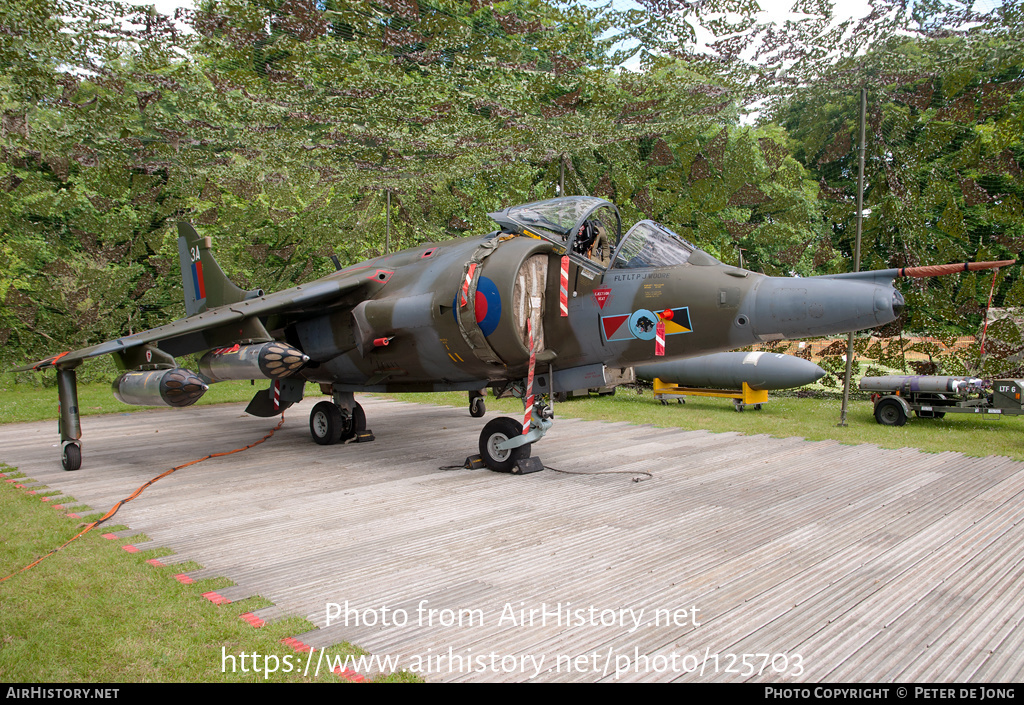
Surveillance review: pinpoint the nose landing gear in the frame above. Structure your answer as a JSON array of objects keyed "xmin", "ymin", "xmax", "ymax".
[{"xmin": 476, "ymin": 400, "xmax": 552, "ymax": 473}]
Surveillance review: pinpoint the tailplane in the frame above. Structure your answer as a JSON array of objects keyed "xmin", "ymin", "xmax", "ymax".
[{"xmin": 176, "ymin": 223, "xmax": 262, "ymax": 316}]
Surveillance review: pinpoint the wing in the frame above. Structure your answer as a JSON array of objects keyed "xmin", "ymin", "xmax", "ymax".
[{"xmin": 14, "ymin": 226, "xmax": 369, "ymax": 372}]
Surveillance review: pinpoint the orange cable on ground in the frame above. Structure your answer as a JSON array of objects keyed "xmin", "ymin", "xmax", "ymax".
[{"xmin": 1, "ymin": 414, "xmax": 286, "ymax": 584}]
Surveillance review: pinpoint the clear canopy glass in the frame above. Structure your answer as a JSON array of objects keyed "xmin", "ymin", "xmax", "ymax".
[
  {"xmin": 613, "ymin": 220, "xmax": 698, "ymax": 269},
  {"xmin": 489, "ymin": 197, "xmax": 621, "ymax": 267}
]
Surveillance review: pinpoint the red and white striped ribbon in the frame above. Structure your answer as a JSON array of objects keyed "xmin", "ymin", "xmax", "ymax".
[
  {"xmin": 655, "ymin": 321, "xmax": 666, "ymax": 356},
  {"xmin": 271, "ymin": 379, "xmax": 281, "ymax": 411},
  {"xmin": 559, "ymin": 255, "xmax": 569, "ymax": 317},
  {"xmin": 523, "ymin": 320, "xmax": 536, "ymax": 435},
  {"xmin": 980, "ymin": 267, "xmax": 1000, "ymax": 355},
  {"xmin": 460, "ymin": 262, "xmax": 477, "ymax": 307}
]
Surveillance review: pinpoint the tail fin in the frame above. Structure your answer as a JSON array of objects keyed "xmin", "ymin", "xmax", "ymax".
[{"xmin": 176, "ymin": 223, "xmax": 258, "ymax": 316}]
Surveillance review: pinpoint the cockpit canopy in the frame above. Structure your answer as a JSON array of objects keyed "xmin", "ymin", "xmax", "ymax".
[
  {"xmin": 615, "ymin": 220, "xmax": 700, "ymax": 269},
  {"xmin": 489, "ymin": 197, "xmax": 620, "ymax": 267},
  {"xmin": 488, "ymin": 196, "xmax": 712, "ymax": 270}
]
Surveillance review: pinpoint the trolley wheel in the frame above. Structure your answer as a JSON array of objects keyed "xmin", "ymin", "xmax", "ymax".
[{"xmin": 875, "ymin": 398, "xmax": 908, "ymax": 426}]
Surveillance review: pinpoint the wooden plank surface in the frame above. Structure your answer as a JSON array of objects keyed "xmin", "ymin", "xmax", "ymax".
[{"xmin": 2, "ymin": 396, "xmax": 1023, "ymax": 682}]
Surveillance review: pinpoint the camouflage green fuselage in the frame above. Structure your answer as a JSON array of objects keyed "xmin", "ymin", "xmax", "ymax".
[{"xmin": 285, "ymin": 231, "xmax": 898, "ymax": 393}]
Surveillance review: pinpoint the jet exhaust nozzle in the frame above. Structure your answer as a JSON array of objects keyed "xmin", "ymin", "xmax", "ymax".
[
  {"xmin": 112, "ymin": 368, "xmax": 208, "ymax": 407},
  {"xmin": 198, "ymin": 342, "xmax": 309, "ymax": 383}
]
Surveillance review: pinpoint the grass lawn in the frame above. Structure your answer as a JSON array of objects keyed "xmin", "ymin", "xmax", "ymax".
[
  {"xmin": 0, "ymin": 464, "xmax": 422, "ymax": 682},
  {"xmin": 0, "ymin": 380, "xmax": 261, "ymax": 425},
  {"xmin": 6, "ymin": 381, "xmax": 1021, "ymax": 463},
  {"xmin": 0, "ymin": 381, "xmax": 419, "ymax": 683}
]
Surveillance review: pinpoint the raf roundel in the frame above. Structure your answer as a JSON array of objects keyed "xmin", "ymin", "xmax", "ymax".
[
  {"xmin": 474, "ymin": 276, "xmax": 502, "ymax": 337},
  {"xmin": 452, "ymin": 275, "xmax": 502, "ymax": 338}
]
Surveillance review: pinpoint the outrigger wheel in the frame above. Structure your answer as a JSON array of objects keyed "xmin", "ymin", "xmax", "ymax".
[
  {"xmin": 469, "ymin": 393, "xmax": 486, "ymax": 418},
  {"xmin": 61, "ymin": 442, "xmax": 82, "ymax": 472},
  {"xmin": 478, "ymin": 417, "xmax": 531, "ymax": 472}
]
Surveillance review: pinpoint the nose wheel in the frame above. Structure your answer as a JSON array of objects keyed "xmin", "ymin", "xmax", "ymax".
[{"xmin": 478, "ymin": 417, "xmax": 531, "ymax": 472}]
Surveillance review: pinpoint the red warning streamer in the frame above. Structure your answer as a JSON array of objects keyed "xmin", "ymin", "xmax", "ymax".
[
  {"xmin": 559, "ymin": 255, "xmax": 569, "ymax": 317},
  {"xmin": 655, "ymin": 320, "xmax": 666, "ymax": 356},
  {"xmin": 460, "ymin": 263, "xmax": 478, "ymax": 307},
  {"xmin": 523, "ymin": 320, "xmax": 536, "ymax": 435}
]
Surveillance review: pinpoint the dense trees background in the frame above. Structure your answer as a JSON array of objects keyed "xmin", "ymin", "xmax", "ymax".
[{"xmin": 2, "ymin": 0, "xmax": 1022, "ymax": 380}]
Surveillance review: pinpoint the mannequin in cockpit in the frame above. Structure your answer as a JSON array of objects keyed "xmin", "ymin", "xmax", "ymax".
[{"xmin": 574, "ymin": 219, "xmax": 610, "ymax": 266}]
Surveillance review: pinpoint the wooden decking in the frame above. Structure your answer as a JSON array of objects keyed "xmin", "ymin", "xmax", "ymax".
[{"xmin": 2, "ymin": 396, "xmax": 1023, "ymax": 682}]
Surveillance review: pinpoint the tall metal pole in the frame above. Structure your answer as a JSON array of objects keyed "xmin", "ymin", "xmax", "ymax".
[{"xmin": 840, "ymin": 87, "xmax": 867, "ymax": 426}]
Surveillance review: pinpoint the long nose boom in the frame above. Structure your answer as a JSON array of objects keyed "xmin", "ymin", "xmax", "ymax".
[{"xmin": 741, "ymin": 258, "xmax": 1014, "ymax": 343}]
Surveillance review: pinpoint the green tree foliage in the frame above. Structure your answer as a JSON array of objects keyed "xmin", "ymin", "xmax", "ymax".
[
  {"xmin": 1, "ymin": 0, "xmax": 741, "ymax": 376},
  {"xmin": 775, "ymin": 35, "xmax": 1024, "ymax": 340},
  {"xmin": 4, "ymin": 0, "xmax": 1024, "ymax": 383}
]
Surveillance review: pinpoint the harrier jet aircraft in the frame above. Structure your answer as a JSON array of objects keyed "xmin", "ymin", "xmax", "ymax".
[{"xmin": 16, "ymin": 196, "xmax": 1009, "ymax": 472}]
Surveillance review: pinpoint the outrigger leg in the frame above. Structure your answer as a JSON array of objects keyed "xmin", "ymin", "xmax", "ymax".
[{"xmin": 57, "ymin": 366, "xmax": 82, "ymax": 471}]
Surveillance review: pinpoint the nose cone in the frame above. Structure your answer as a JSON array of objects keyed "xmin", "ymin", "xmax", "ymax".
[{"xmin": 745, "ymin": 276, "xmax": 902, "ymax": 342}]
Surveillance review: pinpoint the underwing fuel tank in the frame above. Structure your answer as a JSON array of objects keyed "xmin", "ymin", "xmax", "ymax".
[
  {"xmin": 636, "ymin": 352, "xmax": 825, "ymax": 391},
  {"xmin": 198, "ymin": 342, "xmax": 309, "ymax": 383},
  {"xmin": 112, "ymin": 368, "xmax": 208, "ymax": 407}
]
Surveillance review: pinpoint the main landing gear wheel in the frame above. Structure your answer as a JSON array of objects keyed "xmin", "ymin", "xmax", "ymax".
[
  {"xmin": 61, "ymin": 443, "xmax": 82, "ymax": 472},
  {"xmin": 479, "ymin": 417, "xmax": 531, "ymax": 473},
  {"xmin": 875, "ymin": 398, "xmax": 908, "ymax": 426},
  {"xmin": 310, "ymin": 401, "xmax": 344, "ymax": 445},
  {"xmin": 341, "ymin": 402, "xmax": 366, "ymax": 442},
  {"xmin": 470, "ymin": 397, "xmax": 486, "ymax": 418}
]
